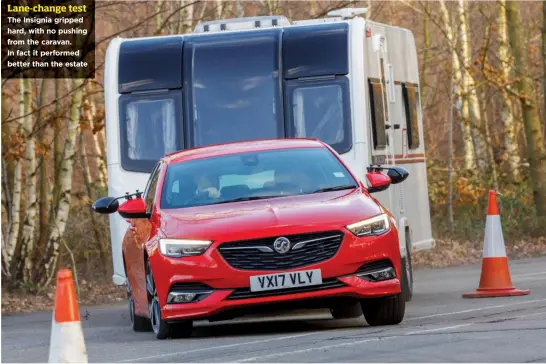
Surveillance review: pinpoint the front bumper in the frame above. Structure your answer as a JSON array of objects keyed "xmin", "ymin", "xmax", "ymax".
[{"xmin": 149, "ymin": 228, "xmax": 402, "ymax": 321}]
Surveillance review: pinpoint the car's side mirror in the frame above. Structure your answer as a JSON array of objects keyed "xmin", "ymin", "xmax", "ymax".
[
  {"xmin": 387, "ymin": 166, "xmax": 409, "ymax": 185},
  {"xmin": 92, "ymin": 197, "xmax": 119, "ymax": 214},
  {"xmin": 365, "ymin": 171, "xmax": 391, "ymax": 193},
  {"xmin": 118, "ymin": 197, "xmax": 149, "ymax": 219}
]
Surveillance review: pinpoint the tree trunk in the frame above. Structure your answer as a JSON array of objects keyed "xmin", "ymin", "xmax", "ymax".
[
  {"xmin": 40, "ymin": 79, "xmax": 85, "ymax": 286},
  {"xmin": 78, "ymin": 127, "xmax": 109, "ymax": 266},
  {"xmin": 37, "ymin": 80, "xmax": 50, "ymax": 282},
  {"xmin": 52, "ymin": 78, "xmax": 63, "ymax": 210},
  {"xmin": 447, "ymin": 64, "xmax": 455, "ymax": 232},
  {"xmin": 457, "ymin": 0, "xmax": 488, "ymax": 170},
  {"xmin": 235, "ymin": 0, "xmax": 244, "ymax": 18},
  {"xmin": 543, "ymin": 1, "xmax": 546, "ymax": 130},
  {"xmin": 88, "ymin": 99, "xmax": 107, "ymax": 189},
  {"xmin": 3, "ymin": 79, "xmax": 26, "ymax": 274},
  {"xmin": 506, "ymin": 1, "xmax": 546, "ymax": 216},
  {"xmin": 155, "ymin": 1, "xmax": 164, "ymax": 35},
  {"xmin": 439, "ymin": 0, "xmax": 476, "ymax": 170},
  {"xmin": 20, "ymin": 79, "xmax": 41, "ymax": 284},
  {"xmin": 185, "ymin": 0, "xmax": 195, "ymax": 32},
  {"xmin": 498, "ymin": 0, "xmax": 521, "ymax": 179},
  {"xmin": 421, "ymin": 2, "xmax": 430, "ymax": 89}
]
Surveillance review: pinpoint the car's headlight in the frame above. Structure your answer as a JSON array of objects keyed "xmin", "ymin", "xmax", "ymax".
[
  {"xmin": 346, "ymin": 214, "xmax": 391, "ymax": 237},
  {"xmin": 159, "ymin": 239, "xmax": 212, "ymax": 257}
]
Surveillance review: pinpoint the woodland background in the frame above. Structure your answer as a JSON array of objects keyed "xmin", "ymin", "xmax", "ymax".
[{"xmin": 2, "ymin": 0, "xmax": 546, "ymax": 312}]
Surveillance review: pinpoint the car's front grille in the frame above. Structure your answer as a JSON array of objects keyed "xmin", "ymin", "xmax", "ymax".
[
  {"xmin": 217, "ymin": 231, "xmax": 344, "ymax": 271},
  {"xmin": 226, "ymin": 278, "xmax": 346, "ymax": 300}
]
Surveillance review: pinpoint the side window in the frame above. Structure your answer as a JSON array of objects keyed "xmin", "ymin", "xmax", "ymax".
[
  {"xmin": 119, "ymin": 90, "xmax": 182, "ymax": 173},
  {"xmin": 402, "ymin": 83, "xmax": 421, "ymax": 149},
  {"xmin": 286, "ymin": 77, "xmax": 353, "ymax": 155},
  {"xmin": 368, "ymin": 78, "xmax": 387, "ymax": 149},
  {"xmin": 143, "ymin": 163, "xmax": 161, "ymax": 212}
]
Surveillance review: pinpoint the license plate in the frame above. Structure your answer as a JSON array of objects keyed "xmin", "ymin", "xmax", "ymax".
[{"xmin": 249, "ymin": 269, "xmax": 322, "ymax": 292}]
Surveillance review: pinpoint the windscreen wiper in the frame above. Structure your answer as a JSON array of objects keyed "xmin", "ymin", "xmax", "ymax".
[
  {"xmin": 312, "ymin": 185, "xmax": 358, "ymax": 194},
  {"xmin": 212, "ymin": 195, "xmax": 282, "ymax": 205}
]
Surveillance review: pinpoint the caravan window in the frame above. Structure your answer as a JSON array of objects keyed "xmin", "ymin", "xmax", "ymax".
[
  {"xmin": 368, "ymin": 78, "xmax": 387, "ymax": 149},
  {"xmin": 403, "ymin": 83, "xmax": 421, "ymax": 149},
  {"xmin": 187, "ymin": 32, "xmax": 283, "ymax": 147},
  {"xmin": 286, "ymin": 77, "xmax": 352, "ymax": 154},
  {"xmin": 119, "ymin": 90, "xmax": 182, "ymax": 172}
]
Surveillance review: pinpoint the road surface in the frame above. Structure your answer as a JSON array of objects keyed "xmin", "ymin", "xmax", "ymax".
[{"xmin": 2, "ymin": 256, "xmax": 546, "ymax": 363}]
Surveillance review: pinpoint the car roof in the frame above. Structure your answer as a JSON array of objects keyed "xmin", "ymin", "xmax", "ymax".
[{"xmin": 162, "ymin": 138, "xmax": 327, "ymax": 165}]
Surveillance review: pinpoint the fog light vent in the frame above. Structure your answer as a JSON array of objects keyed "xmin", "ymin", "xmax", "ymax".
[
  {"xmin": 167, "ymin": 282, "xmax": 213, "ymax": 304},
  {"xmin": 167, "ymin": 290, "xmax": 213, "ymax": 303},
  {"xmin": 356, "ymin": 267, "xmax": 396, "ymax": 282},
  {"xmin": 354, "ymin": 260, "xmax": 396, "ymax": 282}
]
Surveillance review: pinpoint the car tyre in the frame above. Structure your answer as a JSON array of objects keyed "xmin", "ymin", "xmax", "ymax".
[
  {"xmin": 128, "ymin": 279, "xmax": 152, "ymax": 332},
  {"xmin": 330, "ymin": 300, "xmax": 363, "ymax": 319},
  {"xmin": 361, "ymin": 293, "xmax": 405, "ymax": 326},
  {"xmin": 145, "ymin": 259, "xmax": 192, "ymax": 340},
  {"xmin": 401, "ymin": 230, "xmax": 414, "ymax": 302},
  {"xmin": 125, "ymin": 259, "xmax": 152, "ymax": 332}
]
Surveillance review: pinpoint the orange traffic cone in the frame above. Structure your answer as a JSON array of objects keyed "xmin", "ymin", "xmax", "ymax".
[
  {"xmin": 48, "ymin": 269, "xmax": 88, "ymax": 363},
  {"xmin": 462, "ymin": 190, "xmax": 530, "ymax": 298}
]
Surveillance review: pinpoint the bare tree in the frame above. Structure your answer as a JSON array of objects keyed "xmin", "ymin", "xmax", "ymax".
[
  {"xmin": 497, "ymin": 0, "xmax": 520, "ymax": 179},
  {"xmin": 41, "ymin": 79, "xmax": 85, "ymax": 285},
  {"xmin": 3, "ymin": 79, "xmax": 26, "ymax": 274},
  {"xmin": 439, "ymin": 0, "xmax": 476, "ymax": 170},
  {"xmin": 506, "ymin": 1, "xmax": 546, "ymax": 216}
]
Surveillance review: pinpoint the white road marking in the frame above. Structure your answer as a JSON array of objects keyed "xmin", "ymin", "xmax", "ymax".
[
  {"xmin": 404, "ymin": 323, "xmax": 474, "ymax": 335},
  {"xmin": 407, "ymin": 298, "xmax": 546, "ymax": 321},
  {"xmin": 117, "ymin": 299, "xmax": 546, "ymax": 362},
  {"xmin": 513, "ymin": 271, "xmax": 546, "ymax": 278},
  {"xmin": 115, "ymin": 332, "xmax": 320, "ymax": 362},
  {"xmin": 235, "ymin": 323, "xmax": 474, "ymax": 362}
]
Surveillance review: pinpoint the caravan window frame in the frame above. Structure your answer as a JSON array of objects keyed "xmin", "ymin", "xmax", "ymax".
[
  {"xmin": 368, "ymin": 77, "xmax": 388, "ymax": 149},
  {"xmin": 402, "ymin": 82, "xmax": 421, "ymax": 149},
  {"xmin": 118, "ymin": 90, "xmax": 184, "ymax": 173},
  {"xmin": 284, "ymin": 76, "xmax": 353, "ymax": 155}
]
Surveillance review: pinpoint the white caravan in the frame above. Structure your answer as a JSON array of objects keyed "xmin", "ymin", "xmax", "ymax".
[{"xmin": 103, "ymin": 8, "xmax": 435, "ymax": 289}]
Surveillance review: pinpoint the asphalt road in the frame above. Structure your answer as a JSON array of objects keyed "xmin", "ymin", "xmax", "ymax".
[{"xmin": 2, "ymin": 256, "xmax": 546, "ymax": 363}]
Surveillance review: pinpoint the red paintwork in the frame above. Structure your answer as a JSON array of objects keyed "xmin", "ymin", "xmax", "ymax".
[
  {"xmin": 121, "ymin": 139, "xmax": 403, "ymax": 320},
  {"xmin": 118, "ymin": 198, "xmax": 147, "ymax": 216},
  {"xmin": 366, "ymin": 171, "xmax": 391, "ymax": 189}
]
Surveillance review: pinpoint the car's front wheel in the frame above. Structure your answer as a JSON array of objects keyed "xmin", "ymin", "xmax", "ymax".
[
  {"xmin": 125, "ymin": 259, "xmax": 151, "ymax": 332},
  {"xmin": 146, "ymin": 259, "xmax": 193, "ymax": 340},
  {"xmin": 361, "ymin": 292, "xmax": 405, "ymax": 326},
  {"xmin": 128, "ymin": 277, "xmax": 152, "ymax": 332}
]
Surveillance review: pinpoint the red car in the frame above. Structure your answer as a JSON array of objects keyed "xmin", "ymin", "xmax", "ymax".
[{"xmin": 93, "ymin": 138, "xmax": 411, "ymax": 339}]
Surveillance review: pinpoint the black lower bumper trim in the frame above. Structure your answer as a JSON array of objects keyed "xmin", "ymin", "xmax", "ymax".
[{"xmin": 226, "ymin": 278, "xmax": 346, "ymax": 300}]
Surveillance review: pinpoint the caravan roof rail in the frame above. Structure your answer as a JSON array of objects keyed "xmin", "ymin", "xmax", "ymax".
[
  {"xmin": 193, "ymin": 16, "xmax": 291, "ymax": 33},
  {"xmin": 327, "ymin": 7, "xmax": 368, "ymax": 19}
]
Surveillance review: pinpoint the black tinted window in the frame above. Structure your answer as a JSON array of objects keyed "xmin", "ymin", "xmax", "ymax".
[
  {"xmin": 286, "ymin": 77, "xmax": 352, "ymax": 154},
  {"xmin": 403, "ymin": 83, "xmax": 421, "ymax": 149},
  {"xmin": 119, "ymin": 91, "xmax": 182, "ymax": 172},
  {"xmin": 186, "ymin": 31, "xmax": 283, "ymax": 147},
  {"xmin": 368, "ymin": 79, "xmax": 387, "ymax": 149}
]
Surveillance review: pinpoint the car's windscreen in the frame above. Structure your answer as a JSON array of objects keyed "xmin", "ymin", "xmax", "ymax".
[{"xmin": 160, "ymin": 147, "xmax": 358, "ymax": 209}]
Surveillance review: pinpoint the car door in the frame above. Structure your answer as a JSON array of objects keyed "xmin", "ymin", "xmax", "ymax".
[{"xmin": 129, "ymin": 162, "xmax": 162, "ymax": 315}]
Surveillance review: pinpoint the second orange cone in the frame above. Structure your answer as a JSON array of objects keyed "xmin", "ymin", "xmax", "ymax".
[{"xmin": 462, "ymin": 190, "xmax": 530, "ymax": 298}]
